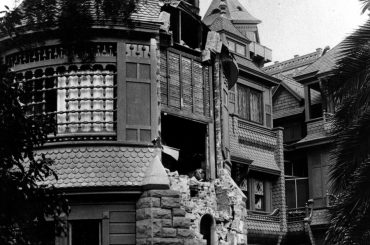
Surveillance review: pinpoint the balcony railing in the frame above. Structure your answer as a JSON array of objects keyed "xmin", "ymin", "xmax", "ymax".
[
  {"xmin": 6, "ymin": 43, "xmax": 117, "ymax": 71},
  {"xmin": 249, "ymin": 42, "xmax": 272, "ymax": 62},
  {"xmin": 287, "ymin": 207, "xmax": 306, "ymax": 223},
  {"xmin": 247, "ymin": 210, "xmax": 280, "ymax": 222}
]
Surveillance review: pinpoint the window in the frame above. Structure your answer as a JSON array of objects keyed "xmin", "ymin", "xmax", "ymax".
[
  {"xmin": 285, "ymin": 159, "xmax": 309, "ymax": 208},
  {"xmin": 21, "ymin": 66, "xmax": 117, "ymax": 135},
  {"xmin": 228, "ymin": 40, "xmax": 236, "ymax": 52},
  {"xmin": 57, "ymin": 68, "xmax": 116, "ymax": 134},
  {"xmin": 237, "ymin": 84, "xmax": 263, "ymax": 124},
  {"xmin": 227, "ymin": 39, "xmax": 247, "ymax": 57},
  {"xmin": 254, "ymin": 179, "xmax": 264, "ymax": 210},
  {"xmin": 70, "ymin": 220, "xmax": 101, "ymax": 245},
  {"xmin": 236, "ymin": 43, "xmax": 246, "ymax": 56},
  {"xmin": 307, "ymin": 83, "xmax": 323, "ymax": 119}
]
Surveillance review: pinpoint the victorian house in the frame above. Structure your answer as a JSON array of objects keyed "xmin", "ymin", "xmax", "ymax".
[
  {"xmin": 265, "ymin": 46, "xmax": 341, "ymax": 244},
  {"xmin": 0, "ymin": 0, "xmax": 287, "ymax": 244}
]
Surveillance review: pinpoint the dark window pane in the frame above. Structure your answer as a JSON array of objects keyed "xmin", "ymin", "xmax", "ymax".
[
  {"xmin": 293, "ymin": 161, "xmax": 308, "ymax": 177},
  {"xmin": 139, "ymin": 64, "xmax": 151, "ymax": 80},
  {"xmin": 285, "ymin": 179, "xmax": 296, "ymax": 208},
  {"xmin": 71, "ymin": 220, "xmax": 100, "ymax": 245},
  {"xmin": 126, "ymin": 63, "xmax": 137, "ymax": 79},
  {"xmin": 284, "ymin": 161, "xmax": 293, "ymax": 176},
  {"xmin": 297, "ymin": 179, "xmax": 309, "ymax": 207}
]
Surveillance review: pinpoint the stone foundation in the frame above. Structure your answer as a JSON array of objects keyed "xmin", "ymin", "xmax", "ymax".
[{"xmin": 136, "ymin": 189, "xmax": 206, "ymax": 245}]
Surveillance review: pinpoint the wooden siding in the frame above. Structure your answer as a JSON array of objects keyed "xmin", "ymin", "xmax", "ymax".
[
  {"xmin": 109, "ymin": 210, "xmax": 136, "ymax": 245},
  {"xmin": 160, "ymin": 49, "xmax": 211, "ymax": 119},
  {"xmin": 273, "ymin": 89, "xmax": 300, "ymax": 115},
  {"xmin": 57, "ymin": 202, "xmax": 136, "ymax": 245}
]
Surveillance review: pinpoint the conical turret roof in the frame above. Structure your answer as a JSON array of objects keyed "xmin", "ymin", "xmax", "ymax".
[{"xmin": 203, "ymin": 0, "xmax": 261, "ymax": 24}]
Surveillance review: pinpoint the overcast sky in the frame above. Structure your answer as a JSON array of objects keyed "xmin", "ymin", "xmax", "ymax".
[
  {"xmin": 200, "ymin": 0, "xmax": 368, "ymax": 63},
  {"xmin": 1, "ymin": 0, "xmax": 368, "ymax": 63}
]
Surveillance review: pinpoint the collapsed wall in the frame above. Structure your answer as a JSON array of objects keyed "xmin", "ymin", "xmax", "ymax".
[{"xmin": 169, "ymin": 169, "xmax": 248, "ymax": 245}]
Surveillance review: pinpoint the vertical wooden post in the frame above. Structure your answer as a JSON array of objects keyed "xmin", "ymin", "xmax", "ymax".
[
  {"xmin": 102, "ymin": 211, "xmax": 110, "ymax": 245},
  {"xmin": 117, "ymin": 42, "xmax": 126, "ymax": 141},
  {"xmin": 304, "ymin": 85, "xmax": 310, "ymax": 121},
  {"xmin": 213, "ymin": 54, "xmax": 223, "ymax": 177},
  {"xmin": 208, "ymin": 65, "xmax": 216, "ymax": 180}
]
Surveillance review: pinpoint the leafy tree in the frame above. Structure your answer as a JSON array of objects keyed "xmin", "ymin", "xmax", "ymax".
[
  {"xmin": 0, "ymin": 60, "xmax": 69, "ymax": 244},
  {"xmin": 326, "ymin": 3, "xmax": 370, "ymax": 244},
  {"xmin": 0, "ymin": 0, "xmax": 140, "ymax": 244}
]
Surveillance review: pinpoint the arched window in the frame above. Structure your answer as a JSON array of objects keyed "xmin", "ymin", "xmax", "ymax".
[{"xmin": 200, "ymin": 214, "xmax": 215, "ymax": 245}]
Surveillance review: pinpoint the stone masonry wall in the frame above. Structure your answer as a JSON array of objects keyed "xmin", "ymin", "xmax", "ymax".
[
  {"xmin": 169, "ymin": 169, "xmax": 248, "ymax": 245},
  {"xmin": 136, "ymin": 189, "xmax": 205, "ymax": 245}
]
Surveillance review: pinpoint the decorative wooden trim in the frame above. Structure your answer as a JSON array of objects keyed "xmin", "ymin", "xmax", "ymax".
[
  {"xmin": 102, "ymin": 211, "xmax": 110, "ymax": 245},
  {"xmin": 117, "ymin": 41, "xmax": 126, "ymax": 141}
]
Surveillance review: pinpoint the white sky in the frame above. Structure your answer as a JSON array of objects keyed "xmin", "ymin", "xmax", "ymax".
[
  {"xmin": 200, "ymin": 0, "xmax": 368, "ymax": 63},
  {"xmin": 1, "ymin": 0, "xmax": 368, "ymax": 63}
]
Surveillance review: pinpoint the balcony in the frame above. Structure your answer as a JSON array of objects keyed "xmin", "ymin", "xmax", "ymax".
[
  {"xmin": 246, "ymin": 210, "xmax": 282, "ymax": 240},
  {"xmin": 249, "ymin": 42, "xmax": 272, "ymax": 63}
]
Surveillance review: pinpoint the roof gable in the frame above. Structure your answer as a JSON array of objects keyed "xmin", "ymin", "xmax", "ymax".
[{"xmin": 208, "ymin": 16, "xmax": 247, "ymax": 40}]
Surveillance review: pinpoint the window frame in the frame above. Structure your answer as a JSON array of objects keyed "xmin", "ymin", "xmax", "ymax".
[
  {"xmin": 69, "ymin": 220, "xmax": 102, "ymax": 245},
  {"xmin": 237, "ymin": 83, "xmax": 264, "ymax": 125},
  {"xmin": 227, "ymin": 38, "xmax": 247, "ymax": 57},
  {"xmin": 284, "ymin": 160, "xmax": 309, "ymax": 208}
]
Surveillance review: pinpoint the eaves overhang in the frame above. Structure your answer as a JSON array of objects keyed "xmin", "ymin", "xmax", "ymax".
[
  {"xmin": 294, "ymin": 71, "xmax": 319, "ymax": 84},
  {"xmin": 239, "ymin": 66, "xmax": 280, "ymax": 87}
]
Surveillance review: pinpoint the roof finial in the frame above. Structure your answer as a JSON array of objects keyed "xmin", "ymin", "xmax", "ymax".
[{"xmin": 219, "ymin": 0, "xmax": 227, "ymax": 15}]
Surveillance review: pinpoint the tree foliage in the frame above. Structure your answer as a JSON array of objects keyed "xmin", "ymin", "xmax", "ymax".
[
  {"xmin": 0, "ymin": 0, "xmax": 141, "ymax": 244},
  {"xmin": 0, "ymin": 61, "xmax": 69, "ymax": 244},
  {"xmin": 326, "ymin": 8, "xmax": 370, "ymax": 245},
  {"xmin": 0, "ymin": 0, "xmax": 139, "ymax": 60}
]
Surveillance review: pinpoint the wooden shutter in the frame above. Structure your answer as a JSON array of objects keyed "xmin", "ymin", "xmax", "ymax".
[
  {"xmin": 123, "ymin": 42, "xmax": 154, "ymax": 143},
  {"xmin": 203, "ymin": 66, "xmax": 211, "ymax": 117},
  {"xmin": 193, "ymin": 61, "xmax": 204, "ymax": 115},
  {"xmin": 168, "ymin": 52, "xmax": 181, "ymax": 109},
  {"xmin": 182, "ymin": 57, "xmax": 193, "ymax": 112},
  {"xmin": 160, "ymin": 50, "xmax": 168, "ymax": 106}
]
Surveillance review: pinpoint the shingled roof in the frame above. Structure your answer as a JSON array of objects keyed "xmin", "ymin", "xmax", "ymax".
[
  {"xmin": 38, "ymin": 146, "xmax": 158, "ymax": 188},
  {"xmin": 131, "ymin": 0, "xmax": 162, "ymax": 23},
  {"xmin": 296, "ymin": 43, "xmax": 344, "ymax": 78},
  {"xmin": 208, "ymin": 16, "xmax": 247, "ymax": 40},
  {"xmin": 203, "ymin": 0, "xmax": 261, "ymax": 24}
]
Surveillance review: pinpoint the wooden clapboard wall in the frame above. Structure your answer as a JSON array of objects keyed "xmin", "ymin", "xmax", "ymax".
[
  {"xmin": 59, "ymin": 203, "xmax": 136, "ymax": 245},
  {"xmin": 109, "ymin": 209, "xmax": 136, "ymax": 245},
  {"xmin": 160, "ymin": 49, "xmax": 211, "ymax": 120}
]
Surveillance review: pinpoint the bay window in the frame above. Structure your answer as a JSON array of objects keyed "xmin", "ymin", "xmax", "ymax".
[{"xmin": 21, "ymin": 65, "xmax": 117, "ymax": 136}]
